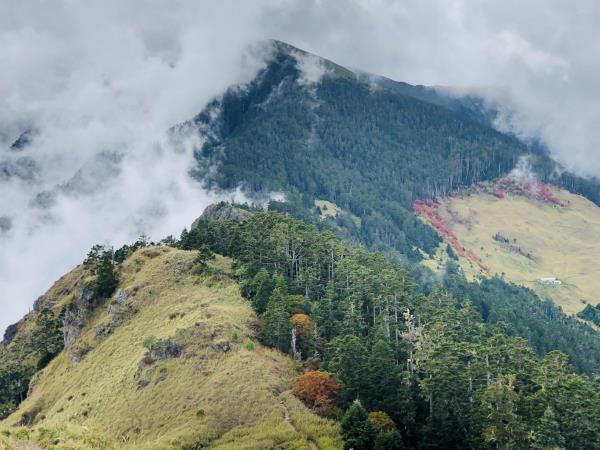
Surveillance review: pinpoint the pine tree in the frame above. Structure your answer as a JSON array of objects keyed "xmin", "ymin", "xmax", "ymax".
[
  {"xmin": 478, "ymin": 374, "xmax": 529, "ymax": 449},
  {"xmin": 341, "ymin": 400, "xmax": 376, "ymax": 450},
  {"xmin": 193, "ymin": 244, "xmax": 215, "ymax": 275},
  {"xmin": 367, "ymin": 340, "xmax": 397, "ymax": 410},
  {"xmin": 325, "ymin": 335, "xmax": 369, "ymax": 406},
  {"xmin": 251, "ymin": 269, "xmax": 274, "ymax": 314},
  {"xmin": 374, "ymin": 430, "xmax": 405, "ymax": 450},
  {"xmin": 260, "ymin": 280, "xmax": 291, "ymax": 353},
  {"xmin": 32, "ymin": 307, "xmax": 64, "ymax": 368},
  {"xmin": 533, "ymin": 407, "xmax": 565, "ymax": 450},
  {"xmin": 313, "ymin": 283, "xmax": 338, "ymax": 340},
  {"xmin": 95, "ymin": 251, "xmax": 118, "ymax": 298}
]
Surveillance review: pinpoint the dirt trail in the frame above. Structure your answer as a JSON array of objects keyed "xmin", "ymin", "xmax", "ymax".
[
  {"xmin": 279, "ymin": 393, "xmax": 319, "ymax": 450},
  {"xmin": 11, "ymin": 441, "xmax": 44, "ymax": 450}
]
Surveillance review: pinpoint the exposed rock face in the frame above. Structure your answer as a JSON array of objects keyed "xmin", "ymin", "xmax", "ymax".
[
  {"xmin": 2, "ymin": 322, "xmax": 19, "ymax": 345},
  {"xmin": 211, "ymin": 340, "xmax": 231, "ymax": 353},
  {"xmin": 113, "ymin": 289, "xmax": 129, "ymax": 304},
  {"xmin": 150, "ymin": 339, "xmax": 182, "ymax": 360},
  {"xmin": 62, "ymin": 286, "xmax": 97, "ymax": 349},
  {"xmin": 32, "ymin": 295, "xmax": 48, "ymax": 312},
  {"xmin": 138, "ymin": 339, "xmax": 182, "ymax": 371},
  {"xmin": 191, "ymin": 202, "xmax": 250, "ymax": 229}
]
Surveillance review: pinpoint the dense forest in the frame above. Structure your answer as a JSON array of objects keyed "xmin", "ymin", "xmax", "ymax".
[
  {"xmin": 178, "ymin": 210, "xmax": 600, "ymax": 449},
  {"xmin": 182, "ymin": 41, "xmax": 600, "ymax": 261}
]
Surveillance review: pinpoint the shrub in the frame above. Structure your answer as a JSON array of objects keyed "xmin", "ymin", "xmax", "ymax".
[
  {"xmin": 293, "ymin": 371, "xmax": 339, "ymax": 409},
  {"xmin": 143, "ymin": 336, "xmax": 159, "ymax": 352},
  {"xmin": 245, "ymin": 339, "xmax": 255, "ymax": 351}
]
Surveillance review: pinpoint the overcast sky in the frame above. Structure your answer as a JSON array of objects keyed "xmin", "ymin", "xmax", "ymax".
[{"xmin": 1, "ymin": 0, "xmax": 599, "ymax": 333}]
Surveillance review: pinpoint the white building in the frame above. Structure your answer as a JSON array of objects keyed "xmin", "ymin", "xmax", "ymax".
[{"xmin": 538, "ymin": 277, "xmax": 562, "ymax": 285}]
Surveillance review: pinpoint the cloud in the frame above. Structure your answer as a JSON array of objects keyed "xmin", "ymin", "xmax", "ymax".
[
  {"xmin": 266, "ymin": 0, "xmax": 600, "ymax": 176},
  {"xmin": 0, "ymin": 0, "xmax": 280, "ymax": 333},
  {"xmin": 2, "ymin": 0, "xmax": 600, "ymax": 332}
]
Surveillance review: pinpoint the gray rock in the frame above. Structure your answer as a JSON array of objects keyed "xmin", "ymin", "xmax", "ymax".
[
  {"xmin": 211, "ymin": 341, "xmax": 231, "ymax": 353},
  {"xmin": 62, "ymin": 286, "xmax": 97, "ymax": 349},
  {"xmin": 95, "ymin": 324, "xmax": 112, "ymax": 337},
  {"xmin": 2, "ymin": 322, "xmax": 19, "ymax": 345},
  {"xmin": 191, "ymin": 203, "xmax": 250, "ymax": 229},
  {"xmin": 150, "ymin": 339, "xmax": 182, "ymax": 360},
  {"xmin": 113, "ymin": 289, "xmax": 129, "ymax": 304}
]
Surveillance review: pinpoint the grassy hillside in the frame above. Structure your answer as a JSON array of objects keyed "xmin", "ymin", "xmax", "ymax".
[
  {"xmin": 420, "ymin": 183, "xmax": 600, "ymax": 314},
  {"xmin": 1, "ymin": 247, "xmax": 341, "ymax": 449}
]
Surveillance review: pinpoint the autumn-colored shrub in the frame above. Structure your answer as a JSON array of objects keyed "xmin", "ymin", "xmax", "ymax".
[
  {"xmin": 368, "ymin": 411, "xmax": 397, "ymax": 432},
  {"xmin": 291, "ymin": 314, "xmax": 315, "ymax": 336},
  {"xmin": 293, "ymin": 371, "xmax": 340, "ymax": 409}
]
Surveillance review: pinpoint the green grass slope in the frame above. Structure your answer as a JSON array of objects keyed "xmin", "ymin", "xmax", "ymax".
[
  {"xmin": 420, "ymin": 184, "xmax": 600, "ymax": 315},
  {"xmin": 1, "ymin": 247, "xmax": 341, "ymax": 449}
]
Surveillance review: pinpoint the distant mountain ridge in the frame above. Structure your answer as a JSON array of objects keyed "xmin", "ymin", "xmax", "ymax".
[{"xmin": 179, "ymin": 40, "xmax": 600, "ymax": 263}]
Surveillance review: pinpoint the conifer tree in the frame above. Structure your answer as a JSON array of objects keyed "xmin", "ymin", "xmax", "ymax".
[
  {"xmin": 252, "ymin": 268, "xmax": 274, "ymax": 314},
  {"xmin": 341, "ymin": 400, "xmax": 376, "ymax": 450},
  {"xmin": 260, "ymin": 278, "xmax": 291, "ymax": 352},
  {"xmin": 94, "ymin": 251, "xmax": 118, "ymax": 298},
  {"xmin": 326, "ymin": 335, "xmax": 369, "ymax": 405},
  {"xmin": 533, "ymin": 407, "xmax": 565, "ymax": 450},
  {"xmin": 374, "ymin": 430, "xmax": 405, "ymax": 450}
]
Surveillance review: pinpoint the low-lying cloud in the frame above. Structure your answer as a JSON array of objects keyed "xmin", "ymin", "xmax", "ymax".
[
  {"xmin": 0, "ymin": 1, "xmax": 276, "ymax": 333},
  {"xmin": 2, "ymin": 0, "xmax": 599, "ymax": 333}
]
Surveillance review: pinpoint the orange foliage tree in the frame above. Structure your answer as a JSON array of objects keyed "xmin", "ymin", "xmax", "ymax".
[
  {"xmin": 291, "ymin": 313, "xmax": 315, "ymax": 336},
  {"xmin": 368, "ymin": 411, "xmax": 397, "ymax": 432},
  {"xmin": 293, "ymin": 370, "xmax": 340, "ymax": 408},
  {"xmin": 290, "ymin": 313, "xmax": 316, "ymax": 358}
]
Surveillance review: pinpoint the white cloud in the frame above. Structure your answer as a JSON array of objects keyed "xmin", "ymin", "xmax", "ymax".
[
  {"xmin": 0, "ymin": 0, "xmax": 277, "ymax": 333},
  {"xmin": 292, "ymin": 51, "xmax": 328, "ymax": 85}
]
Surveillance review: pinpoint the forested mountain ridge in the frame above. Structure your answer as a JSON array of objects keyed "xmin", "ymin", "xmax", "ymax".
[
  {"xmin": 172, "ymin": 41, "xmax": 600, "ymax": 373},
  {"xmin": 181, "ymin": 40, "xmax": 600, "ymax": 261}
]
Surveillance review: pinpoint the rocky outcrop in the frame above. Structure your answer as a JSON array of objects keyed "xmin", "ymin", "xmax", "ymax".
[
  {"xmin": 149, "ymin": 339, "xmax": 182, "ymax": 360},
  {"xmin": 62, "ymin": 285, "xmax": 97, "ymax": 349},
  {"xmin": 211, "ymin": 340, "xmax": 231, "ymax": 353},
  {"xmin": 2, "ymin": 322, "xmax": 19, "ymax": 345},
  {"xmin": 191, "ymin": 202, "xmax": 251, "ymax": 229},
  {"xmin": 138, "ymin": 339, "xmax": 182, "ymax": 372}
]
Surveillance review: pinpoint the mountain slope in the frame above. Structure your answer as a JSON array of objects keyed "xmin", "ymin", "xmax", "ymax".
[
  {"xmin": 0, "ymin": 247, "xmax": 341, "ymax": 449},
  {"xmin": 420, "ymin": 181, "xmax": 600, "ymax": 315},
  {"xmin": 181, "ymin": 40, "xmax": 537, "ymax": 260},
  {"xmin": 181, "ymin": 41, "xmax": 600, "ymax": 263},
  {"xmin": 170, "ymin": 41, "xmax": 600, "ymax": 375}
]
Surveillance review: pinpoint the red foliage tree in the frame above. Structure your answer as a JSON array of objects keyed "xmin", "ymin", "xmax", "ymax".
[{"xmin": 293, "ymin": 370, "xmax": 340, "ymax": 408}]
